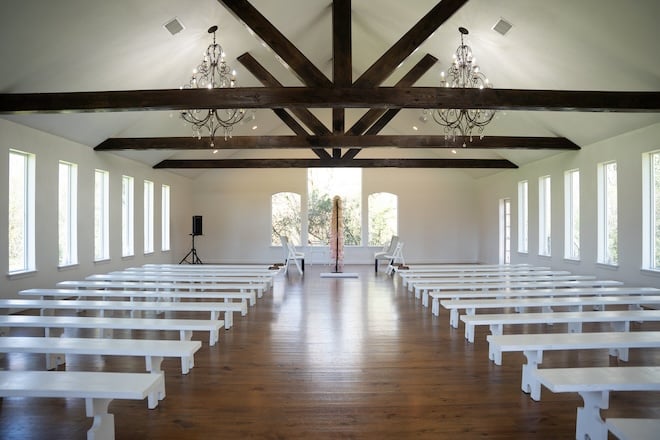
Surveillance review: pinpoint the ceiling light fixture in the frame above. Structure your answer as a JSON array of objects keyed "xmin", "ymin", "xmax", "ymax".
[
  {"xmin": 425, "ymin": 27, "xmax": 495, "ymax": 147},
  {"xmin": 180, "ymin": 25, "xmax": 251, "ymax": 148}
]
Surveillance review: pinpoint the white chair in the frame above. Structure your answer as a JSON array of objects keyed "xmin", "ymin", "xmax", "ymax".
[
  {"xmin": 374, "ymin": 235, "xmax": 399, "ymax": 272},
  {"xmin": 385, "ymin": 242, "xmax": 405, "ymax": 275},
  {"xmin": 280, "ymin": 235, "xmax": 304, "ymax": 275}
]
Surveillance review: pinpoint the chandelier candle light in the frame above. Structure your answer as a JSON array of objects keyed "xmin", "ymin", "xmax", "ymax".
[
  {"xmin": 181, "ymin": 25, "xmax": 248, "ymax": 148},
  {"xmin": 427, "ymin": 27, "xmax": 495, "ymax": 147}
]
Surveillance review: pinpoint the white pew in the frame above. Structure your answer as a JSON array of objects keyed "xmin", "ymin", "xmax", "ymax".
[
  {"xmin": 21, "ymin": 287, "xmax": 255, "ymax": 307},
  {"xmin": 0, "ymin": 298, "xmax": 243, "ymax": 330},
  {"xmin": 460, "ymin": 309, "xmax": 660, "ymax": 343},
  {"xmin": 534, "ymin": 366, "xmax": 660, "ymax": 440},
  {"xmin": 0, "ymin": 314, "xmax": 224, "ymax": 345},
  {"xmin": 398, "ymin": 268, "xmax": 562, "ymax": 287},
  {"xmin": 0, "ymin": 335, "xmax": 201, "ymax": 374},
  {"xmin": 118, "ymin": 268, "xmax": 279, "ymax": 286},
  {"xmin": 606, "ymin": 418, "xmax": 660, "ymax": 440},
  {"xmin": 57, "ymin": 280, "xmax": 267, "ymax": 298},
  {"xmin": 419, "ymin": 279, "xmax": 623, "ymax": 307},
  {"xmin": 0, "ymin": 370, "xmax": 165, "ymax": 440},
  {"xmin": 90, "ymin": 273, "xmax": 274, "ymax": 289},
  {"xmin": 439, "ymin": 293, "xmax": 660, "ymax": 327},
  {"xmin": 409, "ymin": 274, "xmax": 596, "ymax": 294},
  {"xmin": 486, "ymin": 331, "xmax": 660, "ymax": 400},
  {"xmin": 429, "ymin": 286, "xmax": 659, "ymax": 317}
]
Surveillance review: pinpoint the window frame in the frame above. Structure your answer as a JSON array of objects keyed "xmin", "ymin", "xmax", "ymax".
[
  {"xmin": 564, "ymin": 169, "xmax": 580, "ymax": 261},
  {"xmin": 517, "ymin": 180, "xmax": 528, "ymax": 253},
  {"xmin": 161, "ymin": 184, "xmax": 171, "ymax": 252},
  {"xmin": 121, "ymin": 175, "xmax": 135, "ymax": 257},
  {"xmin": 94, "ymin": 169, "xmax": 110, "ymax": 262},
  {"xmin": 143, "ymin": 179, "xmax": 154, "ymax": 254},
  {"xmin": 8, "ymin": 149, "xmax": 36, "ymax": 274},
  {"xmin": 538, "ymin": 175, "xmax": 552, "ymax": 256},
  {"xmin": 597, "ymin": 161, "xmax": 618, "ymax": 266},
  {"xmin": 58, "ymin": 160, "xmax": 78, "ymax": 268}
]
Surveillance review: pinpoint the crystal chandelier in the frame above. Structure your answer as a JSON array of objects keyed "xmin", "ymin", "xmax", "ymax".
[
  {"xmin": 426, "ymin": 27, "xmax": 495, "ymax": 146},
  {"xmin": 181, "ymin": 25, "xmax": 247, "ymax": 148}
]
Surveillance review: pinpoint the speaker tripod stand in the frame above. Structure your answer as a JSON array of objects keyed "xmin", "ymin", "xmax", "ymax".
[{"xmin": 179, "ymin": 234, "xmax": 203, "ymax": 264}]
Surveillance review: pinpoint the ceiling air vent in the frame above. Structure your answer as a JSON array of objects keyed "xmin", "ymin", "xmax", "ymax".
[
  {"xmin": 492, "ymin": 18, "xmax": 512, "ymax": 36},
  {"xmin": 164, "ymin": 18, "xmax": 185, "ymax": 36}
]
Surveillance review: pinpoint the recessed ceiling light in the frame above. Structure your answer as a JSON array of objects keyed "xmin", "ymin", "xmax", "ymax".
[
  {"xmin": 163, "ymin": 18, "xmax": 185, "ymax": 36},
  {"xmin": 252, "ymin": 125, "xmax": 258, "ymax": 130},
  {"xmin": 412, "ymin": 125, "xmax": 418, "ymax": 131},
  {"xmin": 451, "ymin": 149, "xmax": 457, "ymax": 154},
  {"xmin": 492, "ymin": 18, "xmax": 513, "ymax": 36}
]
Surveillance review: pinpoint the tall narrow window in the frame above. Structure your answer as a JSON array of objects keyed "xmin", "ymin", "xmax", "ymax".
[
  {"xmin": 161, "ymin": 184, "xmax": 170, "ymax": 251},
  {"xmin": 8, "ymin": 149, "xmax": 35, "ymax": 273},
  {"xmin": 643, "ymin": 150, "xmax": 660, "ymax": 270},
  {"xmin": 271, "ymin": 192, "xmax": 302, "ymax": 246},
  {"xmin": 598, "ymin": 161, "xmax": 618, "ymax": 265},
  {"xmin": 143, "ymin": 180, "xmax": 154, "ymax": 254},
  {"xmin": 307, "ymin": 168, "xmax": 361, "ymax": 245},
  {"xmin": 94, "ymin": 169, "xmax": 109, "ymax": 261},
  {"xmin": 517, "ymin": 180, "xmax": 528, "ymax": 253},
  {"xmin": 58, "ymin": 161, "xmax": 78, "ymax": 267},
  {"xmin": 538, "ymin": 175, "xmax": 551, "ymax": 256},
  {"xmin": 121, "ymin": 175, "xmax": 134, "ymax": 257},
  {"xmin": 368, "ymin": 192, "xmax": 398, "ymax": 246},
  {"xmin": 564, "ymin": 169, "xmax": 580, "ymax": 260},
  {"xmin": 500, "ymin": 198, "xmax": 511, "ymax": 264}
]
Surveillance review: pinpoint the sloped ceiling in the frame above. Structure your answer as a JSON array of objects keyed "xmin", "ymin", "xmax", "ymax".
[{"xmin": 1, "ymin": 0, "xmax": 659, "ymax": 178}]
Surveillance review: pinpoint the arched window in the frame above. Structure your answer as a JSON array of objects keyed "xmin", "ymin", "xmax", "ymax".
[
  {"xmin": 271, "ymin": 192, "xmax": 301, "ymax": 246},
  {"xmin": 368, "ymin": 192, "xmax": 398, "ymax": 246}
]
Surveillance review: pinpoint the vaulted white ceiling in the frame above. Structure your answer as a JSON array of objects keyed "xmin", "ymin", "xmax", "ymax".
[{"xmin": 1, "ymin": 0, "xmax": 659, "ymax": 177}]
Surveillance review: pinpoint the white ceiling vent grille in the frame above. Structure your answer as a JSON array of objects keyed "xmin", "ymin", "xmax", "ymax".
[
  {"xmin": 492, "ymin": 18, "xmax": 512, "ymax": 36},
  {"xmin": 164, "ymin": 18, "xmax": 185, "ymax": 36}
]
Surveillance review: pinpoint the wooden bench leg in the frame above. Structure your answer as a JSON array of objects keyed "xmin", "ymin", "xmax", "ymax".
[
  {"xmin": 521, "ymin": 350, "xmax": 543, "ymax": 401},
  {"xmin": 431, "ymin": 299, "xmax": 440, "ymax": 317},
  {"xmin": 576, "ymin": 390, "xmax": 609, "ymax": 440},
  {"xmin": 85, "ymin": 398, "xmax": 115, "ymax": 440}
]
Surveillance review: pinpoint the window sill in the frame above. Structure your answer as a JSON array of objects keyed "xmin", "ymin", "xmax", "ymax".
[
  {"xmin": 640, "ymin": 268, "xmax": 660, "ymax": 277},
  {"xmin": 563, "ymin": 258, "xmax": 581, "ymax": 264},
  {"xmin": 94, "ymin": 258, "xmax": 111, "ymax": 265},
  {"xmin": 7, "ymin": 270, "xmax": 38, "ymax": 280},
  {"xmin": 58, "ymin": 264, "xmax": 79, "ymax": 271}
]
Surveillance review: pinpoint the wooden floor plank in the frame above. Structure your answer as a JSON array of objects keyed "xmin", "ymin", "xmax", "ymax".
[{"xmin": 1, "ymin": 264, "xmax": 659, "ymax": 439}]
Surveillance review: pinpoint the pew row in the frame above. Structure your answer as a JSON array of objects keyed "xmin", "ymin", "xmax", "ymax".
[
  {"xmin": 439, "ymin": 293, "xmax": 660, "ymax": 327},
  {"xmin": 57, "ymin": 280, "xmax": 267, "ymax": 299},
  {"xmin": 486, "ymin": 331, "xmax": 660, "ymax": 400},
  {"xmin": 0, "ymin": 298, "xmax": 243, "ymax": 330},
  {"xmin": 20, "ymin": 287, "xmax": 255, "ymax": 308},
  {"xmin": 460, "ymin": 309, "xmax": 660, "ymax": 343},
  {"xmin": 534, "ymin": 366, "xmax": 660, "ymax": 440},
  {"xmin": 0, "ymin": 335, "xmax": 201, "ymax": 374},
  {"xmin": 0, "ymin": 315, "xmax": 224, "ymax": 345},
  {"xmin": 418, "ymin": 279, "xmax": 623, "ymax": 307},
  {"xmin": 0, "ymin": 370, "xmax": 165, "ymax": 440}
]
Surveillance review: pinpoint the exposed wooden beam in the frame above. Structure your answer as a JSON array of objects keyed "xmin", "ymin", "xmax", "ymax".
[
  {"xmin": 154, "ymin": 158, "xmax": 518, "ymax": 169},
  {"xmin": 3, "ymin": 88, "xmax": 659, "ymax": 113},
  {"xmin": 237, "ymin": 53, "xmax": 331, "ymax": 135},
  {"xmin": 218, "ymin": 0, "xmax": 332, "ymax": 88},
  {"xmin": 95, "ymin": 135, "xmax": 579, "ymax": 151},
  {"xmin": 353, "ymin": 0, "xmax": 467, "ymax": 88},
  {"xmin": 347, "ymin": 54, "xmax": 438, "ymax": 136},
  {"xmin": 333, "ymin": 0, "xmax": 352, "ymax": 87}
]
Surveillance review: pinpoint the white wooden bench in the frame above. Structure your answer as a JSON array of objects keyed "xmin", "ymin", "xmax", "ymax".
[
  {"xmin": 486, "ymin": 331, "xmax": 660, "ymax": 400},
  {"xmin": 57, "ymin": 279, "xmax": 267, "ymax": 298},
  {"xmin": 606, "ymin": 418, "xmax": 660, "ymax": 440},
  {"xmin": 439, "ymin": 293, "xmax": 660, "ymax": 327},
  {"xmin": 0, "ymin": 370, "xmax": 165, "ymax": 440},
  {"xmin": 0, "ymin": 314, "xmax": 224, "ymax": 345},
  {"xmin": 88, "ymin": 273, "xmax": 274, "ymax": 289},
  {"xmin": 0, "ymin": 298, "xmax": 243, "ymax": 330},
  {"xmin": 419, "ymin": 279, "xmax": 623, "ymax": 307},
  {"xmin": 534, "ymin": 366, "xmax": 660, "ymax": 440},
  {"xmin": 0, "ymin": 335, "xmax": 201, "ymax": 374},
  {"xmin": 429, "ymin": 286, "xmax": 659, "ymax": 317},
  {"xmin": 409, "ymin": 274, "xmax": 596, "ymax": 295},
  {"xmin": 460, "ymin": 309, "xmax": 660, "ymax": 343},
  {"xmin": 20, "ymin": 287, "xmax": 255, "ymax": 307},
  {"xmin": 398, "ymin": 269, "xmax": 564, "ymax": 287}
]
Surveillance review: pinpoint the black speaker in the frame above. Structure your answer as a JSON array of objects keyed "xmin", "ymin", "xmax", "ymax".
[{"xmin": 192, "ymin": 215, "xmax": 203, "ymax": 236}]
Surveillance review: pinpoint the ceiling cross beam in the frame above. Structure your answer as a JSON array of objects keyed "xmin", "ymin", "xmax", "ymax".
[{"xmin": 154, "ymin": 158, "xmax": 518, "ymax": 169}]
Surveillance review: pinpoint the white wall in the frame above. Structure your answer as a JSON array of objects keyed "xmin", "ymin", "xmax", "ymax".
[
  {"xmin": 191, "ymin": 167, "xmax": 481, "ymax": 264},
  {"xmin": 476, "ymin": 121, "xmax": 660, "ymax": 288},
  {"xmin": 0, "ymin": 119, "xmax": 192, "ymax": 299}
]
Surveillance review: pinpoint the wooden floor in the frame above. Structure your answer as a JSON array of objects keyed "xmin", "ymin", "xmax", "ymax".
[{"xmin": 1, "ymin": 264, "xmax": 660, "ymax": 439}]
